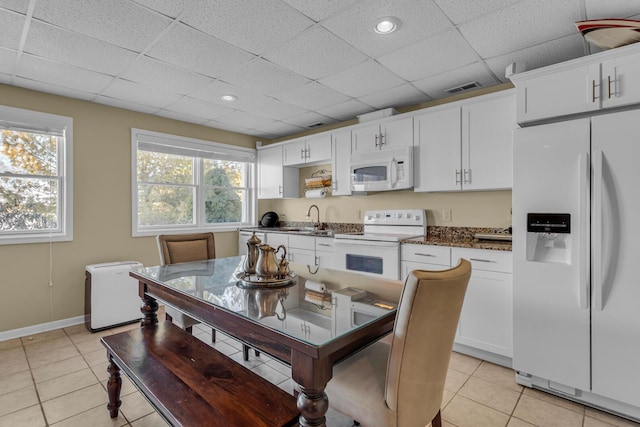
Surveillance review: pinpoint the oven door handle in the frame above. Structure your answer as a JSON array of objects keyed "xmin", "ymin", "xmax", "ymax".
[{"xmin": 334, "ymin": 239, "xmax": 399, "ymax": 248}]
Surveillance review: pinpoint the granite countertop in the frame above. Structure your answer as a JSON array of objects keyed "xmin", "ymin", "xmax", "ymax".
[{"xmin": 402, "ymin": 226, "xmax": 512, "ymax": 251}]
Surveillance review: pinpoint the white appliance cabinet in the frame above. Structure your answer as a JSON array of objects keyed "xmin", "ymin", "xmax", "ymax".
[
  {"xmin": 510, "ymin": 43, "xmax": 640, "ymax": 124},
  {"xmin": 413, "ymin": 90, "xmax": 515, "ymax": 192},
  {"xmin": 257, "ymin": 145, "xmax": 299, "ymax": 199},
  {"xmin": 282, "ymin": 133, "xmax": 332, "ymax": 167},
  {"xmin": 331, "ymin": 129, "xmax": 352, "ymax": 196},
  {"xmin": 352, "ymin": 116, "xmax": 413, "ymax": 153},
  {"xmin": 400, "ymin": 244, "xmax": 513, "ymax": 363}
]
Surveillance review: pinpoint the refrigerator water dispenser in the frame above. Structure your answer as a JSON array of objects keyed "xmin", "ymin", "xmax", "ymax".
[{"xmin": 526, "ymin": 213, "xmax": 571, "ymax": 264}]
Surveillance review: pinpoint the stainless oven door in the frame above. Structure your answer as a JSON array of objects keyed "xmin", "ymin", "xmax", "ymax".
[{"xmin": 334, "ymin": 239, "xmax": 400, "ymax": 280}]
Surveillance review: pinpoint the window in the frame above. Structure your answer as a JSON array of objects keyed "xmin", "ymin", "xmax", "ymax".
[
  {"xmin": 132, "ymin": 129, "xmax": 256, "ymax": 236},
  {"xmin": 0, "ymin": 105, "xmax": 73, "ymax": 245}
]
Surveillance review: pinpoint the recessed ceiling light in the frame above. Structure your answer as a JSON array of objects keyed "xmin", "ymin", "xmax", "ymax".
[
  {"xmin": 220, "ymin": 94, "xmax": 237, "ymax": 102},
  {"xmin": 374, "ymin": 17, "xmax": 400, "ymax": 34}
]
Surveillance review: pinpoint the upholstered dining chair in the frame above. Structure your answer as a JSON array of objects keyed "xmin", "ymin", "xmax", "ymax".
[
  {"xmin": 156, "ymin": 232, "xmax": 259, "ymax": 361},
  {"xmin": 325, "ymin": 259, "xmax": 472, "ymax": 427}
]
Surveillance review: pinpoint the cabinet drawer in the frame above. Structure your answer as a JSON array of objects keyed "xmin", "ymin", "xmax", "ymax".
[
  {"xmin": 401, "ymin": 244, "xmax": 450, "ymax": 266},
  {"xmin": 451, "ymin": 248, "xmax": 512, "ymax": 273},
  {"xmin": 266, "ymin": 233, "xmax": 288, "ymax": 248},
  {"xmin": 315, "ymin": 237, "xmax": 334, "ymax": 252},
  {"xmin": 288, "ymin": 234, "xmax": 315, "ymax": 250}
]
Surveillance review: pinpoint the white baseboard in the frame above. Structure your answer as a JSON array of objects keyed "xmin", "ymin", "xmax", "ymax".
[{"xmin": 0, "ymin": 315, "xmax": 85, "ymax": 342}]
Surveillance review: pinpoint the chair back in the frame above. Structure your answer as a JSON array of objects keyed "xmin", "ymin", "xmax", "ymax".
[
  {"xmin": 385, "ymin": 259, "xmax": 471, "ymax": 427},
  {"xmin": 157, "ymin": 233, "xmax": 216, "ymax": 265}
]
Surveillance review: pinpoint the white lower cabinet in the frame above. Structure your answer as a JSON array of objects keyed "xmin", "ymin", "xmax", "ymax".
[
  {"xmin": 401, "ymin": 244, "xmax": 513, "ymax": 361},
  {"xmin": 452, "ymin": 248, "xmax": 513, "ymax": 359}
]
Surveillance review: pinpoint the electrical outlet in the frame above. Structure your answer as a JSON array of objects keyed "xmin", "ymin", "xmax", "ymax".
[{"xmin": 443, "ymin": 208, "xmax": 452, "ymax": 222}]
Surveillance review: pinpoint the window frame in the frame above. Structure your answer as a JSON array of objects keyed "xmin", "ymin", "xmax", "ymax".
[
  {"xmin": 0, "ymin": 105, "xmax": 73, "ymax": 245},
  {"xmin": 131, "ymin": 128, "xmax": 257, "ymax": 237}
]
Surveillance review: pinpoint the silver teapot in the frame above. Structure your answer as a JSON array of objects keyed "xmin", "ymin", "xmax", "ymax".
[{"xmin": 255, "ymin": 244, "xmax": 287, "ymax": 279}]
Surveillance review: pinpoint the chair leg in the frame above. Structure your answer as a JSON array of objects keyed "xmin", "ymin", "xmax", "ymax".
[
  {"xmin": 431, "ymin": 409, "xmax": 442, "ymax": 427},
  {"xmin": 243, "ymin": 345, "xmax": 250, "ymax": 361},
  {"xmin": 211, "ymin": 328, "xmax": 216, "ymax": 343}
]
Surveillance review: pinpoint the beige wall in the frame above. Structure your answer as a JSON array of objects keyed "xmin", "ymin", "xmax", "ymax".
[{"xmin": 0, "ymin": 84, "xmax": 258, "ymax": 332}]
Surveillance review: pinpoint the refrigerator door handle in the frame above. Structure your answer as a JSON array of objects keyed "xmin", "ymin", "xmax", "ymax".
[
  {"xmin": 579, "ymin": 151, "xmax": 590, "ymax": 309},
  {"xmin": 593, "ymin": 149, "xmax": 604, "ymax": 311}
]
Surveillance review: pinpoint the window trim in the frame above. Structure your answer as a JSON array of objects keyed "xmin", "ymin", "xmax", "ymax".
[
  {"xmin": 131, "ymin": 128, "xmax": 256, "ymax": 237},
  {"xmin": 0, "ymin": 105, "xmax": 73, "ymax": 245}
]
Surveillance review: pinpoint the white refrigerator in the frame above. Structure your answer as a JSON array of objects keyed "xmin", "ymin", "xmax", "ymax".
[{"xmin": 513, "ymin": 109, "xmax": 640, "ymax": 420}]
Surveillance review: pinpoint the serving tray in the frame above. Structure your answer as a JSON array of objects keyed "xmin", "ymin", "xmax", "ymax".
[{"xmin": 235, "ymin": 271, "xmax": 296, "ymax": 288}]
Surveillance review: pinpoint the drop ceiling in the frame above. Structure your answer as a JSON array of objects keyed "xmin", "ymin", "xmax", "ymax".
[{"xmin": 1, "ymin": 0, "xmax": 639, "ymax": 140}]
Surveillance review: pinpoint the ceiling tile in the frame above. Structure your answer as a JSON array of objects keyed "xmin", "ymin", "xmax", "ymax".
[
  {"xmin": 191, "ymin": 81, "xmax": 271, "ymax": 110},
  {"xmin": 458, "ymin": 0, "xmax": 583, "ymax": 59},
  {"xmin": 357, "ymin": 83, "xmax": 431, "ymax": 109},
  {"xmin": 146, "ymin": 23, "xmax": 255, "ymax": 78},
  {"xmin": 265, "ymin": 26, "xmax": 368, "ymax": 80},
  {"xmin": 23, "ymin": 21, "xmax": 138, "ymax": 76},
  {"xmin": 121, "ymin": 56, "xmax": 213, "ymax": 95},
  {"xmin": 15, "ymin": 54, "xmax": 113, "ymax": 93},
  {"xmin": 277, "ymin": 81, "xmax": 350, "ymax": 110},
  {"xmin": 219, "ymin": 58, "xmax": 310, "ymax": 98},
  {"xmin": 282, "ymin": 111, "xmax": 337, "ymax": 129},
  {"xmin": 316, "ymin": 99, "xmax": 374, "ymax": 121},
  {"xmin": 94, "ymin": 95, "xmax": 160, "ymax": 114},
  {"xmin": 182, "ymin": 0, "xmax": 313, "ymax": 55},
  {"xmin": 163, "ymin": 96, "xmax": 234, "ymax": 120},
  {"xmin": 33, "ymin": 0, "xmax": 171, "ymax": 52},
  {"xmin": 413, "ymin": 62, "xmax": 500, "ymax": 99},
  {"xmin": 486, "ymin": 34, "xmax": 586, "ymax": 82},
  {"xmin": 13, "ymin": 76, "xmax": 96, "ymax": 101},
  {"xmin": 0, "ymin": 8, "xmax": 25, "ymax": 50},
  {"xmin": 0, "ymin": 0, "xmax": 27, "ymax": 14},
  {"xmin": 319, "ymin": 60, "xmax": 406, "ymax": 98},
  {"xmin": 279, "ymin": 0, "xmax": 360, "ymax": 22},
  {"xmin": 101, "ymin": 78, "xmax": 182, "ymax": 109},
  {"xmin": 253, "ymin": 121, "xmax": 307, "ymax": 137},
  {"xmin": 204, "ymin": 120, "xmax": 262, "ymax": 137},
  {"xmin": 434, "ymin": 0, "xmax": 521, "ymax": 25},
  {"xmin": 213, "ymin": 110, "xmax": 277, "ymax": 129},
  {"xmin": 0, "ymin": 47, "xmax": 16, "ymax": 74},
  {"xmin": 248, "ymin": 98, "xmax": 309, "ymax": 121},
  {"xmin": 585, "ymin": 0, "xmax": 640, "ymax": 20},
  {"xmin": 131, "ymin": 0, "xmax": 195, "ymax": 18},
  {"xmin": 378, "ymin": 29, "xmax": 479, "ymax": 81},
  {"xmin": 154, "ymin": 109, "xmax": 210, "ymax": 125},
  {"xmin": 322, "ymin": 0, "xmax": 453, "ymax": 58}
]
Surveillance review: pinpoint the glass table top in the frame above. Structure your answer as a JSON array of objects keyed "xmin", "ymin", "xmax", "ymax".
[{"xmin": 132, "ymin": 256, "xmax": 402, "ymax": 346}]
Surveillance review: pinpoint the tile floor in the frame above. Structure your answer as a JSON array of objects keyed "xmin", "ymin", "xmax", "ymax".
[{"xmin": 1, "ymin": 310, "xmax": 639, "ymax": 427}]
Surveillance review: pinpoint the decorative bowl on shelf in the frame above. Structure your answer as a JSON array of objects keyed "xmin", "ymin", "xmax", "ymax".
[{"xmin": 576, "ymin": 19, "xmax": 640, "ymax": 50}]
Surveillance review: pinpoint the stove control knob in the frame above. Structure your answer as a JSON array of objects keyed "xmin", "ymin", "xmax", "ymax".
[
  {"xmin": 405, "ymin": 213, "xmax": 411, "ymax": 218},
  {"xmin": 365, "ymin": 215, "xmax": 372, "ymax": 220},
  {"xmin": 396, "ymin": 213, "xmax": 402, "ymax": 218}
]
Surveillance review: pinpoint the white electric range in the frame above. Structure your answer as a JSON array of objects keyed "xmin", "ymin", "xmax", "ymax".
[{"xmin": 333, "ymin": 209, "xmax": 427, "ymax": 280}]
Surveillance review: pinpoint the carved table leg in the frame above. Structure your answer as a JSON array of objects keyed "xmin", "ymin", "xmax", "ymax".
[
  {"xmin": 140, "ymin": 295, "xmax": 159, "ymax": 327},
  {"xmin": 106, "ymin": 357, "xmax": 122, "ymax": 418},
  {"xmin": 296, "ymin": 387, "xmax": 329, "ymax": 427}
]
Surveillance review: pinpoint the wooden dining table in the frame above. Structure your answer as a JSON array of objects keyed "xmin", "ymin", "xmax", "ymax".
[{"xmin": 130, "ymin": 256, "xmax": 402, "ymax": 427}]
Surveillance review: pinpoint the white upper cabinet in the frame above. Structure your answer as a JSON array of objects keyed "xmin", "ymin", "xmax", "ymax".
[
  {"xmin": 352, "ymin": 116, "xmax": 413, "ymax": 153},
  {"xmin": 414, "ymin": 91, "xmax": 515, "ymax": 192},
  {"xmin": 282, "ymin": 133, "xmax": 332, "ymax": 166},
  {"xmin": 511, "ymin": 43, "xmax": 640, "ymax": 124},
  {"xmin": 331, "ymin": 129, "xmax": 352, "ymax": 196},
  {"xmin": 257, "ymin": 145, "xmax": 299, "ymax": 199}
]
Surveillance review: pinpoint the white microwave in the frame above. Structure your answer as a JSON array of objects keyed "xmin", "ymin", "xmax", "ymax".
[{"xmin": 350, "ymin": 146, "xmax": 413, "ymax": 192}]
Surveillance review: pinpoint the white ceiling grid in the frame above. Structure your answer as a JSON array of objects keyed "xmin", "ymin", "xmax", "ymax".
[{"xmin": 0, "ymin": 0, "xmax": 639, "ymax": 139}]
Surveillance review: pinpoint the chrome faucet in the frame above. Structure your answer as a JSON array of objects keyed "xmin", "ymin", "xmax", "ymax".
[{"xmin": 305, "ymin": 204, "xmax": 320, "ymax": 231}]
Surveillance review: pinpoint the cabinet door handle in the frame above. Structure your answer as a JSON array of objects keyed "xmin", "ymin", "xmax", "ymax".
[
  {"xmin": 318, "ymin": 243, "xmax": 332, "ymax": 247},
  {"xmin": 380, "ymin": 133, "xmax": 386, "ymax": 147},
  {"xmin": 374, "ymin": 134, "xmax": 379, "ymax": 148},
  {"xmin": 414, "ymin": 252, "xmax": 436, "ymax": 257},
  {"xmin": 463, "ymin": 169, "xmax": 471, "ymax": 184},
  {"xmin": 592, "ymin": 79, "xmax": 599, "ymax": 102},
  {"xmin": 607, "ymin": 75, "xmax": 613, "ymax": 99},
  {"xmin": 278, "ymin": 185, "xmax": 283, "ymax": 195},
  {"xmin": 300, "ymin": 148, "xmax": 305, "ymax": 159},
  {"xmin": 469, "ymin": 258, "xmax": 496, "ymax": 263},
  {"xmin": 455, "ymin": 169, "xmax": 462, "ymax": 185}
]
